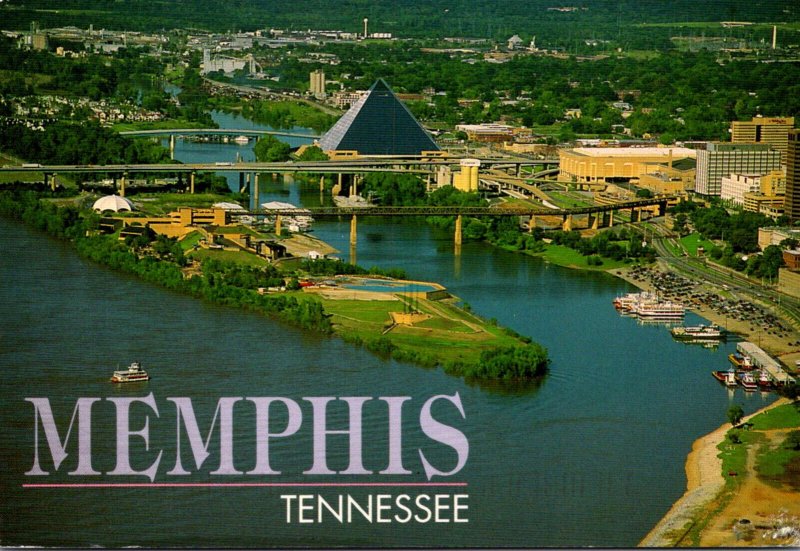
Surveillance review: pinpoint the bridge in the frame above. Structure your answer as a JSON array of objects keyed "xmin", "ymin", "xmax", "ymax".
[
  {"xmin": 119, "ymin": 128, "xmax": 321, "ymax": 139},
  {"xmin": 252, "ymin": 197, "xmax": 671, "ymax": 247}
]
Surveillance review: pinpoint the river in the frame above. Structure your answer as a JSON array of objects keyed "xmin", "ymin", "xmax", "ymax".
[{"xmin": 0, "ymin": 115, "xmax": 776, "ymax": 547}]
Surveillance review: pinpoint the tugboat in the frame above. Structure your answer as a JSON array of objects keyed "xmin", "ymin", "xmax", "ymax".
[
  {"xmin": 736, "ymin": 370, "xmax": 758, "ymax": 392},
  {"xmin": 728, "ymin": 353, "xmax": 753, "ymax": 370},
  {"xmin": 757, "ymin": 369, "xmax": 774, "ymax": 391},
  {"xmin": 712, "ymin": 369, "xmax": 738, "ymax": 387},
  {"xmin": 110, "ymin": 362, "xmax": 150, "ymax": 383}
]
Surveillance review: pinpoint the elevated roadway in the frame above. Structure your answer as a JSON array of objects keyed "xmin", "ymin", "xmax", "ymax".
[
  {"xmin": 119, "ymin": 128, "xmax": 321, "ymax": 139},
  {"xmin": 0, "ymin": 158, "xmax": 559, "ymax": 175}
]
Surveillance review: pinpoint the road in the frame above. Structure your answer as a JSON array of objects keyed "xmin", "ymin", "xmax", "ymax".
[{"xmin": 653, "ymin": 236, "xmax": 800, "ymax": 326}]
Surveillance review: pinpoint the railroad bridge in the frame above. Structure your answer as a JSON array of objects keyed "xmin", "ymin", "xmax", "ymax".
[{"xmin": 253, "ymin": 198, "xmax": 670, "ymax": 247}]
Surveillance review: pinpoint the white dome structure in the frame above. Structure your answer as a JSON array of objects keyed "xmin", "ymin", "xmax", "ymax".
[{"xmin": 92, "ymin": 195, "xmax": 134, "ymax": 212}]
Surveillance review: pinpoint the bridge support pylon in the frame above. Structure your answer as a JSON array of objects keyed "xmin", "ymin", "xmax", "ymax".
[
  {"xmin": 275, "ymin": 214, "xmax": 282, "ymax": 236},
  {"xmin": 319, "ymin": 175, "xmax": 325, "ymax": 192},
  {"xmin": 607, "ymin": 210, "xmax": 615, "ymax": 228},
  {"xmin": 190, "ymin": 171, "xmax": 195, "ymax": 194},
  {"xmin": 631, "ymin": 207, "xmax": 640, "ymax": 223},
  {"xmin": 169, "ymin": 135, "xmax": 175, "ymax": 160},
  {"xmin": 350, "ymin": 215, "xmax": 358, "ymax": 246},
  {"xmin": 253, "ymin": 173, "xmax": 259, "ymax": 206},
  {"xmin": 562, "ymin": 214, "xmax": 573, "ymax": 231},
  {"xmin": 454, "ymin": 214, "xmax": 463, "ymax": 246},
  {"xmin": 120, "ymin": 172, "xmax": 127, "ymax": 197},
  {"xmin": 239, "ymin": 172, "xmax": 245, "ymax": 193},
  {"xmin": 528, "ymin": 214, "xmax": 536, "ymax": 233},
  {"xmin": 591, "ymin": 213, "xmax": 600, "ymax": 230}
]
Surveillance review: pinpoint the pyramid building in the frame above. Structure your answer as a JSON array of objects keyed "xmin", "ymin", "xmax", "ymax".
[{"xmin": 318, "ymin": 79, "xmax": 439, "ymax": 156}]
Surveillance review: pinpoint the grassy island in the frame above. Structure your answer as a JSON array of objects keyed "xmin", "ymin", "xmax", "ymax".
[{"xmin": 0, "ymin": 189, "xmax": 548, "ymax": 384}]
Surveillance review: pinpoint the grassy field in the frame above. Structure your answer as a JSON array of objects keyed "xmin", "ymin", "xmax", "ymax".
[
  {"xmin": 529, "ymin": 243, "xmax": 631, "ymax": 271},
  {"xmin": 680, "ymin": 232, "xmax": 716, "ymax": 257},
  {"xmin": 317, "ymin": 292, "xmax": 526, "ymax": 366},
  {"xmin": 131, "ymin": 192, "xmax": 238, "ymax": 215},
  {"xmin": 188, "ymin": 248, "xmax": 269, "ymax": 267}
]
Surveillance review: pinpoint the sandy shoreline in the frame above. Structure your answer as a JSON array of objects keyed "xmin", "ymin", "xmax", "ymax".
[
  {"xmin": 603, "ymin": 265, "xmax": 798, "ymax": 546},
  {"xmin": 638, "ymin": 398, "xmax": 790, "ymax": 547}
]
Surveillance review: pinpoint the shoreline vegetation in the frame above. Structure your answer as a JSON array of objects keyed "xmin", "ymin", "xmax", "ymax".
[
  {"xmin": 0, "ymin": 189, "xmax": 548, "ymax": 385},
  {"xmin": 640, "ymin": 398, "xmax": 800, "ymax": 547}
]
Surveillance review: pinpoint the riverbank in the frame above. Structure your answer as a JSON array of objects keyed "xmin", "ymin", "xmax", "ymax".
[
  {"xmin": 639, "ymin": 398, "xmax": 793, "ymax": 547},
  {"xmin": 611, "ymin": 265, "xmax": 800, "ymax": 362}
]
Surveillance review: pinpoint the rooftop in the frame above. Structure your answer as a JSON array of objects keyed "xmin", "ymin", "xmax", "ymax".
[{"xmin": 566, "ymin": 147, "xmax": 696, "ymax": 158}]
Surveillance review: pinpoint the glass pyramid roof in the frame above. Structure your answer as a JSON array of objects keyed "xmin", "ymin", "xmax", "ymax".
[{"xmin": 319, "ymin": 79, "xmax": 439, "ymax": 155}]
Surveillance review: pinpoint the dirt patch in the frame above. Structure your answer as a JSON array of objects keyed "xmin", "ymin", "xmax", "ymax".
[{"xmin": 700, "ymin": 427, "xmax": 800, "ymax": 547}]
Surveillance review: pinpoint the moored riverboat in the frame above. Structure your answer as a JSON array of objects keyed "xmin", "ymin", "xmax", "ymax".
[{"xmin": 671, "ymin": 324, "xmax": 725, "ymax": 341}]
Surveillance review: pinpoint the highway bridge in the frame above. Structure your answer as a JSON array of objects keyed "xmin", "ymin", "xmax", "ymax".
[
  {"xmin": 0, "ymin": 158, "xmax": 560, "ymax": 177},
  {"xmin": 119, "ymin": 128, "xmax": 321, "ymax": 140}
]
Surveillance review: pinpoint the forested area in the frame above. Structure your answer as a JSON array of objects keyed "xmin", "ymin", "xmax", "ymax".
[
  {"xmin": 1, "ymin": 0, "xmax": 795, "ymax": 47},
  {"xmin": 0, "ymin": 120, "xmax": 170, "ymax": 165}
]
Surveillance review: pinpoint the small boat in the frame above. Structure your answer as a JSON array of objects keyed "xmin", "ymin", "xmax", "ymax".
[
  {"xmin": 671, "ymin": 324, "xmax": 725, "ymax": 341},
  {"xmin": 736, "ymin": 370, "xmax": 758, "ymax": 392},
  {"xmin": 712, "ymin": 369, "xmax": 738, "ymax": 387},
  {"xmin": 233, "ymin": 135, "xmax": 250, "ymax": 145},
  {"xmin": 110, "ymin": 362, "xmax": 150, "ymax": 383}
]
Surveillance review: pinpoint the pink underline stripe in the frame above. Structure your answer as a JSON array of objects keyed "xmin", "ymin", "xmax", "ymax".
[{"xmin": 23, "ymin": 482, "xmax": 468, "ymax": 488}]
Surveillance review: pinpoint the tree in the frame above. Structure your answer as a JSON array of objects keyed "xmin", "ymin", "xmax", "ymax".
[
  {"xmin": 296, "ymin": 145, "xmax": 328, "ymax": 161},
  {"xmin": 254, "ymin": 135, "xmax": 292, "ymax": 162},
  {"xmin": 786, "ymin": 430, "xmax": 800, "ymax": 451},
  {"xmin": 727, "ymin": 404, "xmax": 744, "ymax": 427}
]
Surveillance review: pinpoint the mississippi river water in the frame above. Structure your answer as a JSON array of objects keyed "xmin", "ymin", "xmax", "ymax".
[{"xmin": 0, "ymin": 118, "xmax": 776, "ymax": 547}]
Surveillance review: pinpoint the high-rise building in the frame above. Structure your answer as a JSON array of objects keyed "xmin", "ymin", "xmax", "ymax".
[
  {"xmin": 309, "ymin": 70, "xmax": 326, "ymax": 98},
  {"xmin": 786, "ymin": 129, "xmax": 800, "ymax": 223},
  {"xmin": 731, "ymin": 116, "xmax": 794, "ymax": 162},
  {"xmin": 695, "ymin": 142, "xmax": 781, "ymax": 197}
]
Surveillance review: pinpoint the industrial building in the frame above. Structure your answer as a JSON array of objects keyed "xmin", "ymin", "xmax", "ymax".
[
  {"xmin": 558, "ymin": 146, "xmax": 695, "ymax": 184},
  {"xmin": 318, "ymin": 79, "xmax": 439, "ymax": 156},
  {"xmin": 731, "ymin": 116, "xmax": 794, "ymax": 162},
  {"xmin": 786, "ymin": 129, "xmax": 800, "ymax": 223},
  {"xmin": 694, "ymin": 142, "xmax": 781, "ymax": 197}
]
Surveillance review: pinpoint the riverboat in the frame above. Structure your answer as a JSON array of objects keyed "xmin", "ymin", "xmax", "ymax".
[
  {"xmin": 632, "ymin": 300, "xmax": 685, "ymax": 319},
  {"xmin": 613, "ymin": 291, "xmax": 656, "ymax": 312},
  {"xmin": 736, "ymin": 370, "xmax": 758, "ymax": 392},
  {"xmin": 110, "ymin": 362, "xmax": 150, "ymax": 383},
  {"xmin": 670, "ymin": 324, "xmax": 724, "ymax": 341},
  {"xmin": 712, "ymin": 369, "xmax": 738, "ymax": 387}
]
